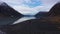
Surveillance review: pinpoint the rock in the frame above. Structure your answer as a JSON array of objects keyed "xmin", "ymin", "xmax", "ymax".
[
  {"xmin": 0, "ymin": 2, "xmax": 23, "ymax": 25},
  {"xmin": 48, "ymin": 2, "xmax": 60, "ymax": 16}
]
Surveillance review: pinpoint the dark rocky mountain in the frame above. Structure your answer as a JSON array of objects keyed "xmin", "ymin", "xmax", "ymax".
[
  {"xmin": 48, "ymin": 2, "xmax": 60, "ymax": 16},
  {"xmin": 35, "ymin": 12, "xmax": 48, "ymax": 18},
  {"xmin": 0, "ymin": 2, "xmax": 23, "ymax": 18},
  {"xmin": 0, "ymin": 2, "xmax": 23, "ymax": 25},
  {"xmin": 35, "ymin": 2, "xmax": 60, "ymax": 18},
  {"xmin": 0, "ymin": 2, "xmax": 60, "ymax": 34}
]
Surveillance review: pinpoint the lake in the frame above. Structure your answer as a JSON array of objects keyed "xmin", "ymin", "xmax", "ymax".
[
  {"xmin": 12, "ymin": 16, "xmax": 36, "ymax": 24},
  {"xmin": 0, "ymin": 16, "xmax": 36, "ymax": 25}
]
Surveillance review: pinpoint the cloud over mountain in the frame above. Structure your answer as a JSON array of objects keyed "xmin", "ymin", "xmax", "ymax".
[{"xmin": 0, "ymin": 0, "xmax": 60, "ymax": 15}]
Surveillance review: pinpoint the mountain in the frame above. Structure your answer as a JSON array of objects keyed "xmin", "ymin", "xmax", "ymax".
[
  {"xmin": 48, "ymin": 2, "xmax": 60, "ymax": 16},
  {"xmin": 0, "ymin": 2, "xmax": 23, "ymax": 18},
  {"xmin": 35, "ymin": 2, "xmax": 60, "ymax": 18},
  {"xmin": 35, "ymin": 11, "xmax": 48, "ymax": 18},
  {"xmin": 1, "ymin": 2, "xmax": 60, "ymax": 34},
  {"xmin": 0, "ymin": 2, "xmax": 23, "ymax": 25}
]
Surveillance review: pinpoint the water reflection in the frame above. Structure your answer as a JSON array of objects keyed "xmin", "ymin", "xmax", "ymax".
[{"xmin": 13, "ymin": 16, "xmax": 36, "ymax": 24}]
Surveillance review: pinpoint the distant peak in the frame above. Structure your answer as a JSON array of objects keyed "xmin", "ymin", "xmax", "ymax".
[
  {"xmin": 0, "ymin": 1, "xmax": 4, "ymax": 5},
  {"xmin": 0, "ymin": 1, "xmax": 8, "ymax": 6}
]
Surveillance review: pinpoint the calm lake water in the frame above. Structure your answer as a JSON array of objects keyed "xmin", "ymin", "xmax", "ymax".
[
  {"xmin": 13, "ymin": 16, "xmax": 36, "ymax": 24},
  {"xmin": 0, "ymin": 16, "xmax": 36, "ymax": 25}
]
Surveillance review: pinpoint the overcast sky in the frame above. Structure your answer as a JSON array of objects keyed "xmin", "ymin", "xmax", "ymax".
[{"xmin": 0, "ymin": 0, "xmax": 60, "ymax": 15}]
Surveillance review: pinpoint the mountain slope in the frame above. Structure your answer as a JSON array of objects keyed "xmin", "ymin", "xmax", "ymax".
[
  {"xmin": 48, "ymin": 2, "xmax": 60, "ymax": 16},
  {"xmin": 0, "ymin": 2, "xmax": 23, "ymax": 25},
  {"xmin": 35, "ymin": 11, "xmax": 48, "ymax": 18}
]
